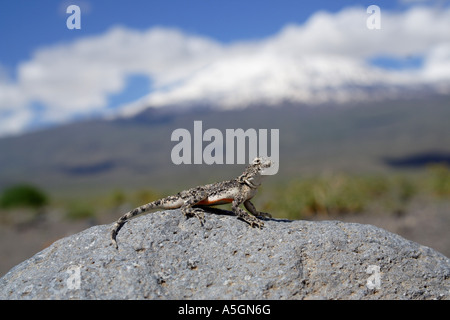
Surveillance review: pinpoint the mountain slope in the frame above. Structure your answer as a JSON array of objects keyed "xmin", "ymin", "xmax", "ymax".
[{"xmin": 0, "ymin": 95, "xmax": 449, "ymax": 197}]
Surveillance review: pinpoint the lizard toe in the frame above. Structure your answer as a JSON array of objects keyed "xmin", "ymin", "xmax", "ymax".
[{"xmin": 250, "ymin": 217, "xmax": 264, "ymax": 229}]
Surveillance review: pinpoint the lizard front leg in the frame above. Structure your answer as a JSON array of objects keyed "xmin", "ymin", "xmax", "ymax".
[
  {"xmin": 244, "ymin": 200, "xmax": 272, "ymax": 219},
  {"xmin": 232, "ymin": 197, "xmax": 264, "ymax": 229}
]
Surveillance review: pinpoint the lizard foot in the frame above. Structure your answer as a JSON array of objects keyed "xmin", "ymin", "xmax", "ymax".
[
  {"xmin": 240, "ymin": 214, "xmax": 265, "ymax": 229},
  {"xmin": 182, "ymin": 207, "xmax": 206, "ymax": 226}
]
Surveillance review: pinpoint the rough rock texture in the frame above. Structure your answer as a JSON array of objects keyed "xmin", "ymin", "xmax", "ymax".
[{"xmin": 1, "ymin": 209, "xmax": 449, "ymax": 299}]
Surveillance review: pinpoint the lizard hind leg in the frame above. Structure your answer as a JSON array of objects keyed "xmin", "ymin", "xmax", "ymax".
[
  {"xmin": 182, "ymin": 207, "xmax": 206, "ymax": 226},
  {"xmin": 244, "ymin": 200, "xmax": 272, "ymax": 219},
  {"xmin": 180, "ymin": 190, "xmax": 209, "ymax": 226}
]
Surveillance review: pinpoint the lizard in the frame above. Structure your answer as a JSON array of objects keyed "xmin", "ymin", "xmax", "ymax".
[{"xmin": 110, "ymin": 157, "xmax": 273, "ymax": 249}]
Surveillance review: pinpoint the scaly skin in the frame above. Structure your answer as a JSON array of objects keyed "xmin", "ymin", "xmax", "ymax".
[{"xmin": 111, "ymin": 157, "xmax": 273, "ymax": 249}]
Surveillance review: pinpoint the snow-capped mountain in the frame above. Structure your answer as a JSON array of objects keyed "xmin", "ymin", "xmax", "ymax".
[{"xmin": 116, "ymin": 50, "xmax": 449, "ymax": 119}]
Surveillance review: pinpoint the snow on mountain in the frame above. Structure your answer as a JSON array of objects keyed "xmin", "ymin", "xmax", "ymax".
[
  {"xmin": 116, "ymin": 50, "xmax": 447, "ymax": 118},
  {"xmin": 115, "ymin": 6, "xmax": 450, "ymax": 117}
]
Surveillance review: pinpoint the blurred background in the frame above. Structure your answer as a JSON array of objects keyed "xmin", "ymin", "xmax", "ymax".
[{"xmin": 1, "ymin": 0, "xmax": 450, "ymax": 276}]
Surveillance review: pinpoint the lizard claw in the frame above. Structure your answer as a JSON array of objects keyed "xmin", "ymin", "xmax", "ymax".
[
  {"xmin": 246, "ymin": 215, "xmax": 265, "ymax": 229},
  {"xmin": 194, "ymin": 211, "xmax": 205, "ymax": 226},
  {"xmin": 255, "ymin": 220, "xmax": 265, "ymax": 229},
  {"xmin": 194, "ymin": 208, "xmax": 205, "ymax": 224}
]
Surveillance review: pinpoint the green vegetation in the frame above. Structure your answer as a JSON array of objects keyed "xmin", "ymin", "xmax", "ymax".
[
  {"xmin": 260, "ymin": 165, "xmax": 450, "ymax": 220},
  {"xmin": 0, "ymin": 184, "xmax": 48, "ymax": 210},
  {"xmin": 64, "ymin": 188, "xmax": 164, "ymax": 221},
  {"xmin": 105, "ymin": 189, "xmax": 127, "ymax": 209},
  {"xmin": 65, "ymin": 201, "xmax": 95, "ymax": 220},
  {"xmin": 427, "ymin": 164, "xmax": 450, "ymax": 197}
]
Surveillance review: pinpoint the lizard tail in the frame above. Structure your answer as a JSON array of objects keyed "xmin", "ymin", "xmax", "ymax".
[{"xmin": 110, "ymin": 202, "xmax": 155, "ymax": 249}]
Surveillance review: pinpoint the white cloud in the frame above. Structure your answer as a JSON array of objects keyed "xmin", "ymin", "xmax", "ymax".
[
  {"xmin": 0, "ymin": 67, "xmax": 32, "ymax": 135},
  {"xmin": 1, "ymin": 5, "xmax": 450, "ymax": 136},
  {"xmin": 13, "ymin": 26, "xmax": 222, "ymax": 124},
  {"xmin": 264, "ymin": 6, "xmax": 450, "ymax": 58}
]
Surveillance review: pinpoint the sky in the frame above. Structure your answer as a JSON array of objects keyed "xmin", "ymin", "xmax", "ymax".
[{"xmin": 0, "ymin": 0, "xmax": 450, "ymax": 136}]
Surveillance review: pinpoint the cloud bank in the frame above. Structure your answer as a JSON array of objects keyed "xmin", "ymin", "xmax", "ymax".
[{"xmin": 1, "ymin": 5, "xmax": 450, "ymax": 136}]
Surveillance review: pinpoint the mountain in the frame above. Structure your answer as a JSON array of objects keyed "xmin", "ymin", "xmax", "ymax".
[
  {"xmin": 0, "ymin": 93, "xmax": 449, "ymax": 199},
  {"xmin": 115, "ymin": 53, "xmax": 450, "ymax": 119}
]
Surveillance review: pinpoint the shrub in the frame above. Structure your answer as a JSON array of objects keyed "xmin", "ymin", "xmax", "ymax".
[
  {"xmin": 66, "ymin": 202, "xmax": 95, "ymax": 220},
  {"xmin": 262, "ymin": 173, "xmax": 422, "ymax": 220},
  {"xmin": 132, "ymin": 189, "xmax": 162, "ymax": 207},
  {"xmin": 108, "ymin": 189, "xmax": 126, "ymax": 208},
  {"xmin": 0, "ymin": 184, "xmax": 48, "ymax": 210},
  {"xmin": 426, "ymin": 164, "xmax": 450, "ymax": 197}
]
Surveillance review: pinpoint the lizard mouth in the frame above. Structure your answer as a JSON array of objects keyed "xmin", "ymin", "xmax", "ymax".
[
  {"xmin": 249, "ymin": 156, "xmax": 274, "ymax": 176},
  {"xmin": 260, "ymin": 158, "xmax": 273, "ymax": 169},
  {"xmin": 259, "ymin": 158, "xmax": 275, "ymax": 176},
  {"xmin": 252, "ymin": 157, "xmax": 272, "ymax": 167}
]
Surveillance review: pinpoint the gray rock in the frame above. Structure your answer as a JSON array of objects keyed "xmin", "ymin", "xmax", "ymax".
[{"xmin": 1, "ymin": 209, "xmax": 449, "ymax": 299}]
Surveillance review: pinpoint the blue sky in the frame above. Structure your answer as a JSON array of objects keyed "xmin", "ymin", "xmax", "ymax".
[
  {"xmin": 0, "ymin": 0, "xmax": 419, "ymax": 71},
  {"xmin": 1, "ymin": 0, "xmax": 450, "ymax": 137}
]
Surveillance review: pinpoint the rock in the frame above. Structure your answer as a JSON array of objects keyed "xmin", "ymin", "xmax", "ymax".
[{"xmin": 0, "ymin": 209, "xmax": 449, "ymax": 299}]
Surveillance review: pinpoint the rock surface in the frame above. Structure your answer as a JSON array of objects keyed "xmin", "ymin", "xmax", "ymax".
[{"xmin": 1, "ymin": 209, "xmax": 449, "ymax": 299}]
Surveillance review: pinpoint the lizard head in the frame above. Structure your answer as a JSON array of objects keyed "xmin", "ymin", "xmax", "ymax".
[
  {"xmin": 251, "ymin": 156, "xmax": 272, "ymax": 170},
  {"xmin": 238, "ymin": 157, "xmax": 273, "ymax": 188}
]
